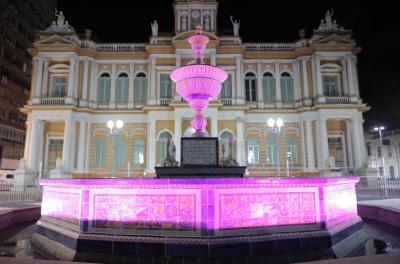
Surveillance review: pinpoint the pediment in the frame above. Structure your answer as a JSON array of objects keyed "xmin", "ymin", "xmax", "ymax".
[
  {"xmin": 34, "ymin": 35, "xmax": 76, "ymax": 46},
  {"xmin": 313, "ymin": 34, "xmax": 355, "ymax": 45}
]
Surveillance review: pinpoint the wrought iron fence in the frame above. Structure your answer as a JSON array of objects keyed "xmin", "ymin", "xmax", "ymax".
[
  {"xmin": 356, "ymin": 176, "xmax": 400, "ymax": 200},
  {"xmin": 0, "ymin": 181, "xmax": 42, "ymax": 202}
]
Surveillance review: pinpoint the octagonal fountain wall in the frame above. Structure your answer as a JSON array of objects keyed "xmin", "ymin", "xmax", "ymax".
[{"xmin": 38, "ymin": 177, "xmax": 359, "ymax": 237}]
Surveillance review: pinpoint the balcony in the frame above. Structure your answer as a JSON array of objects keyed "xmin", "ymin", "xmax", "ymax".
[
  {"xmin": 39, "ymin": 97, "xmax": 66, "ymax": 105},
  {"xmin": 160, "ymin": 98, "xmax": 172, "ymax": 106},
  {"xmin": 221, "ymin": 98, "xmax": 233, "ymax": 106},
  {"xmin": 315, "ymin": 96, "xmax": 358, "ymax": 105}
]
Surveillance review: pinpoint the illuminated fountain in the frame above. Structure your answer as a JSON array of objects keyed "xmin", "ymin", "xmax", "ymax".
[
  {"xmin": 32, "ymin": 27, "xmax": 365, "ymax": 263},
  {"xmin": 171, "ymin": 25, "xmax": 228, "ymax": 137}
]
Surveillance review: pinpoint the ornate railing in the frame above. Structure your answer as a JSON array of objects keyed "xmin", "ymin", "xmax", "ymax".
[
  {"xmin": 160, "ymin": 98, "xmax": 172, "ymax": 106},
  {"xmin": 95, "ymin": 44, "xmax": 146, "ymax": 52},
  {"xmin": 40, "ymin": 97, "xmax": 65, "ymax": 105},
  {"xmin": 221, "ymin": 98, "xmax": 233, "ymax": 106},
  {"xmin": 323, "ymin": 96, "xmax": 352, "ymax": 104},
  {"xmin": 245, "ymin": 40, "xmax": 308, "ymax": 52}
]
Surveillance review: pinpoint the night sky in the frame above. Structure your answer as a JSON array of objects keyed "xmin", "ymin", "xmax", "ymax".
[{"xmin": 58, "ymin": 0, "xmax": 400, "ymax": 131}]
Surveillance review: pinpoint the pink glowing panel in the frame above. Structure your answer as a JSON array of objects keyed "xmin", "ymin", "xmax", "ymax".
[
  {"xmin": 41, "ymin": 187, "xmax": 81, "ymax": 225},
  {"xmin": 39, "ymin": 177, "xmax": 360, "ymax": 236},
  {"xmin": 324, "ymin": 184, "xmax": 358, "ymax": 227},
  {"xmin": 90, "ymin": 192, "xmax": 197, "ymax": 231},
  {"xmin": 217, "ymin": 190, "xmax": 317, "ymax": 229}
]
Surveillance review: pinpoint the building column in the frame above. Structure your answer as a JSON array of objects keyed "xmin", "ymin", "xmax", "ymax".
[
  {"xmin": 146, "ymin": 119, "xmax": 156, "ymax": 173},
  {"xmin": 210, "ymin": 51, "xmax": 216, "ymax": 66},
  {"xmin": 345, "ymin": 120, "xmax": 354, "ymax": 169},
  {"xmin": 346, "ymin": 55, "xmax": 356, "ymax": 96},
  {"xmin": 89, "ymin": 61, "xmax": 98, "ymax": 108},
  {"xmin": 351, "ymin": 117, "xmax": 364, "ymax": 169},
  {"xmin": 128, "ymin": 62, "xmax": 135, "ymax": 108},
  {"xmin": 84, "ymin": 122, "xmax": 92, "ymax": 172},
  {"xmin": 148, "ymin": 56, "xmax": 157, "ymax": 105},
  {"xmin": 319, "ymin": 118, "xmax": 329, "ymax": 168},
  {"xmin": 302, "ymin": 59, "xmax": 309, "ymax": 99},
  {"xmin": 109, "ymin": 62, "xmax": 116, "ymax": 108},
  {"xmin": 341, "ymin": 58, "xmax": 349, "ymax": 96},
  {"xmin": 27, "ymin": 119, "xmax": 39, "ymax": 170},
  {"xmin": 33, "ymin": 56, "xmax": 44, "ymax": 98},
  {"xmin": 73, "ymin": 58, "xmax": 80, "ymax": 99},
  {"xmin": 42, "ymin": 59, "xmax": 49, "ymax": 97},
  {"xmin": 352, "ymin": 57, "xmax": 360, "ymax": 98},
  {"xmin": 256, "ymin": 62, "xmax": 263, "ymax": 108},
  {"xmin": 76, "ymin": 121, "xmax": 86, "ymax": 172},
  {"xmin": 236, "ymin": 117, "xmax": 245, "ymax": 166},
  {"xmin": 23, "ymin": 114, "xmax": 32, "ymax": 160},
  {"xmin": 235, "ymin": 56, "xmax": 245, "ymax": 105},
  {"xmin": 80, "ymin": 59, "xmax": 89, "ymax": 106},
  {"xmin": 63, "ymin": 119, "xmax": 73, "ymax": 171},
  {"xmin": 211, "ymin": 117, "xmax": 218, "ymax": 137},
  {"xmin": 274, "ymin": 63, "xmax": 282, "ymax": 106},
  {"xmin": 306, "ymin": 119, "xmax": 315, "ymax": 170},
  {"xmin": 174, "ymin": 117, "xmax": 182, "ymax": 164},
  {"xmin": 67, "ymin": 56, "xmax": 76, "ymax": 100},
  {"xmin": 174, "ymin": 52, "xmax": 182, "ymax": 102},
  {"xmin": 315, "ymin": 55, "xmax": 323, "ymax": 96},
  {"xmin": 293, "ymin": 60, "xmax": 301, "ymax": 102}
]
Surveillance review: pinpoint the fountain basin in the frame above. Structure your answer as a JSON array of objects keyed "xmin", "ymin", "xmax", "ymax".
[{"xmin": 31, "ymin": 177, "xmax": 364, "ymax": 260}]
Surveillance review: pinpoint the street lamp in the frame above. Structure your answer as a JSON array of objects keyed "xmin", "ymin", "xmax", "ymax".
[
  {"xmin": 107, "ymin": 120, "xmax": 124, "ymax": 178},
  {"xmin": 374, "ymin": 125, "xmax": 387, "ymax": 197},
  {"xmin": 268, "ymin": 118, "xmax": 284, "ymax": 177}
]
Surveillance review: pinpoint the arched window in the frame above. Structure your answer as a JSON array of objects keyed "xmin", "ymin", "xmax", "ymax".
[
  {"xmin": 367, "ymin": 142, "xmax": 371, "ymax": 156},
  {"xmin": 379, "ymin": 167, "xmax": 383, "ymax": 176},
  {"xmin": 116, "ymin": 73, "xmax": 129, "ymax": 103},
  {"xmin": 262, "ymin": 72, "xmax": 275, "ymax": 102},
  {"xmin": 95, "ymin": 139, "xmax": 106, "ymax": 165},
  {"xmin": 280, "ymin": 72, "xmax": 293, "ymax": 102},
  {"xmin": 53, "ymin": 76, "xmax": 67, "ymax": 97},
  {"xmin": 134, "ymin": 73, "xmax": 147, "ymax": 104},
  {"xmin": 115, "ymin": 139, "xmax": 126, "ymax": 165},
  {"xmin": 322, "ymin": 75, "xmax": 338, "ymax": 96},
  {"xmin": 245, "ymin": 72, "xmax": 257, "ymax": 102},
  {"xmin": 390, "ymin": 166, "xmax": 395, "ymax": 178},
  {"xmin": 247, "ymin": 139, "xmax": 259, "ymax": 164},
  {"xmin": 98, "ymin": 73, "xmax": 111, "ymax": 103},
  {"xmin": 377, "ymin": 146, "xmax": 382, "ymax": 158},
  {"xmin": 220, "ymin": 131, "xmax": 234, "ymax": 158},
  {"xmin": 267, "ymin": 138, "xmax": 277, "ymax": 163},
  {"xmin": 160, "ymin": 74, "xmax": 172, "ymax": 99},
  {"xmin": 285, "ymin": 138, "xmax": 297, "ymax": 163},
  {"xmin": 221, "ymin": 74, "xmax": 232, "ymax": 98},
  {"xmin": 158, "ymin": 131, "xmax": 172, "ymax": 163}
]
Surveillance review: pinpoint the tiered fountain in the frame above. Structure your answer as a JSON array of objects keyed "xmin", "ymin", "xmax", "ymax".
[
  {"xmin": 156, "ymin": 25, "xmax": 245, "ymax": 177},
  {"xmin": 32, "ymin": 28, "xmax": 364, "ymax": 263},
  {"xmin": 171, "ymin": 25, "xmax": 227, "ymax": 137}
]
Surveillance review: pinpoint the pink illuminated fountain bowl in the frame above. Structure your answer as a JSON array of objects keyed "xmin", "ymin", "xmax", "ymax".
[{"xmin": 170, "ymin": 26, "xmax": 228, "ymax": 136}]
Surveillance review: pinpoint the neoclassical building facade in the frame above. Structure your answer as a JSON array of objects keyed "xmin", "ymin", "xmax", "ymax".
[{"xmin": 23, "ymin": 0, "xmax": 368, "ymax": 177}]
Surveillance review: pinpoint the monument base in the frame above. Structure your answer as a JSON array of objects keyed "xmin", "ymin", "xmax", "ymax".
[{"xmin": 155, "ymin": 166, "xmax": 246, "ymax": 178}]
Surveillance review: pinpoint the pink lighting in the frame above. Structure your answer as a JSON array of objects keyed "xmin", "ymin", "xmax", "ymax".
[
  {"xmin": 40, "ymin": 177, "xmax": 360, "ymax": 236},
  {"xmin": 170, "ymin": 26, "xmax": 228, "ymax": 136}
]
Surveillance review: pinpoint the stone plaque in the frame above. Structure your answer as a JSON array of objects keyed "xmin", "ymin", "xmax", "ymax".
[{"xmin": 181, "ymin": 137, "xmax": 218, "ymax": 166}]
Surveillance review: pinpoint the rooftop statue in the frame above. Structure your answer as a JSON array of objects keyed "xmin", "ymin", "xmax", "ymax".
[
  {"xmin": 44, "ymin": 9, "xmax": 75, "ymax": 33},
  {"xmin": 230, "ymin": 15, "xmax": 240, "ymax": 36},
  {"xmin": 55, "ymin": 9, "xmax": 65, "ymax": 28},
  {"xmin": 151, "ymin": 20, "xmax": 158, "ymax": 37},
  {"xmin": 314, "ymin": 9, "xmax": 349, "ymax": 34}
]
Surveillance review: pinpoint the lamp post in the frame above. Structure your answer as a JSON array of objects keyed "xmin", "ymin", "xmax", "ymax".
[
  {"xmin": 374, "ymin": 126, "xmax": 387, "ymax": 197},
  {"xmin": 268, "ymin": 118, "xmax": 284, "ymax": 177},
  {"xmin": 107, "ymin": 120, "xmax": 124, "ymax": 179}
]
